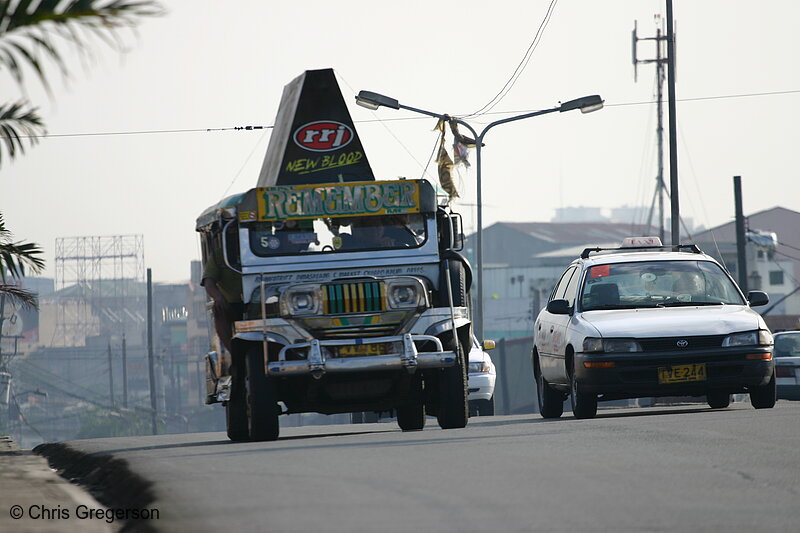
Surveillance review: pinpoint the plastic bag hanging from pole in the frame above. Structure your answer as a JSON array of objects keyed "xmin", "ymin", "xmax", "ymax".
[
  {"xmin": 449, "ymin": 119, "xmax": 475, "ymax": 168},
  {"xmin": 435, "ymin": 119, "xmax": 458, "ymax": 201}
]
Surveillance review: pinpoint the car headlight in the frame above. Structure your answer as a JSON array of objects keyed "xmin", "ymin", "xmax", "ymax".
[
  {"xmin": 723, "ymin": 330, "xmax": 773, "ymax": 347},
  {"xmin": 385, "ymin": 278, "xmax": 427, "ymax": 309},
  {"xmin": 280, "ymin": 284, "xmax": 322, "ymax": 316},
  {"xmin": 583, "ymin": 337, "xmax": 642, "ymax": 353},
  {"xmin": 468, "ymin": 361, "xmax": 491, "ymax": 374}
]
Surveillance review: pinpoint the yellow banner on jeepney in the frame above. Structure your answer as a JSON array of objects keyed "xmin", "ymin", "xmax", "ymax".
[{"xmin": 255, "ymin": 180, "xmax": 421, "ymax": 221}]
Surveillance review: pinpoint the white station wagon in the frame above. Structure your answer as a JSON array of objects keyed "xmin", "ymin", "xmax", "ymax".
[{"xmin": 532, "ymin": 238, "xmax": 776, "ymax": 419}]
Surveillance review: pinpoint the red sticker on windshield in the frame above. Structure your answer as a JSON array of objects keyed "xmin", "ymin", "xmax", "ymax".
[{"xmin": 590, "ymin": 265, "xmax": 610, "ymax": 278}]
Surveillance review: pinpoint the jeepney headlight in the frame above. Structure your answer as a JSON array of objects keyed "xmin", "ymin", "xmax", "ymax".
[
  {"xmin": 248, "ymin": 286, "xmax": 281, "ymax": 318},
  {"xmin": 280, "ymin": 285, "xmax": 322, "ymax": 316},
  {"xmin": 385, "ymin": 278, "xmax": 427, "ymax": 309},
  {"xmin": 583, "ymin": 337, "xmax": 642, "ymax": 353},
  {"xmin": 723, "ymin": 330, "xmax": 773, "ymax": 347}
]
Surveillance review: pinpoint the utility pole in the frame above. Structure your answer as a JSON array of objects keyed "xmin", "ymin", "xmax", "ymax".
[
  {"xmin": 121, "ymin": 334, "xmax": 128, "ymax": 408},
  {"xmin": 107, "ymin": 341, "xmax": 115, "ymax": 407},
  {"xmin": 633, "ymin": 16, "xmax": 668, "ymax": 242},
  {"xmin": 666, "ymin": 0, "xmax": 680, "ymax": 246},
  {"xmin": 734, "ymin": 176, "xmax": 749, "ymax": 293},
  {"xmin": 147, "ymin": 268, "xmax": 158, "ymax": 434}
]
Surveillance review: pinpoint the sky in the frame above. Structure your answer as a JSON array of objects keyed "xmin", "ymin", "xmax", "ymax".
[{"xmin": 3, "ymin": 0, "xmax": 800, "ymax": 284}]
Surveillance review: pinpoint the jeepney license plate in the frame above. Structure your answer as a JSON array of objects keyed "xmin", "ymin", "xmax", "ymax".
[
  {"xmin": 658, "ymin": 363, "xmax": 707, "ymax": 384},
  {"xmin": 338, "ymin": 343, "xmax": 387, "ymax": 357}
]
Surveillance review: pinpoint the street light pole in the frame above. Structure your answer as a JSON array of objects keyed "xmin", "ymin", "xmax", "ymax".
[{"xmin": 356, "ymin": 91, "xmax": 603, "ymax": 341}]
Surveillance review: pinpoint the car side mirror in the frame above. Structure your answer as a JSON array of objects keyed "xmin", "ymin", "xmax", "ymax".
[
  {"xmin": 747, "ymin": 290, "xmax": 769, "ymax": 307},
  {"xmin": 483, "ymin": 339, "xmax": 496, "ymax": 350},
  {"xmin": 546, "ymin": 298, "xmax": 572, "ymax": 315}
]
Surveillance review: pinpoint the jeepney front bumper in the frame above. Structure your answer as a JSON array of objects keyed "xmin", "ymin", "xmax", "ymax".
[{"xmin": 268, "ymin": 334, "xmax": 456, "ymax": 377}]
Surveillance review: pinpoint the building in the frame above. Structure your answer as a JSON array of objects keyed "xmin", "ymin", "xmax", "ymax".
[
  {"xmin": 467, "ymin": 221, "xmax": 661, "ymax": 339},
  {"xmin": 692, "ymin": 206, "xmax": 800, "ymax": 330}
]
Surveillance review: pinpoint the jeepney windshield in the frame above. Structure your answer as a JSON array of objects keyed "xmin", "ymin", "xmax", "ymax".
[{"xmin": 248, "ymin": 213, "xmax": 427, "ymax": 256}]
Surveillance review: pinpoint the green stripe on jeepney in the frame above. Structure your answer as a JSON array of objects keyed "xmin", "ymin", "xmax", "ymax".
[
  {"xmin": 335, "ymin": 284, "xmax": 344, "ymax": 314},
  {"xmin": 364, "ymin": 282, "xmax": 373, "ymax": 311}
]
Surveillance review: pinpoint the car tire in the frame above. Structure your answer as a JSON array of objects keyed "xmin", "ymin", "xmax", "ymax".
[
  {"xmin": 437, "ymin": 337, "xmax": 469, "ymax": 429},
  {"xmin": 245, "ymin": 344, "xmax": 280, "ymax": 441},
  {"xmin": 570, "ymin": 359, "xmax": 597, "ymax": 419},
  {"xmin": 707, "ymin": 391, "xmax": 731, "ymax": 409},
  {"xmin": 481, "ymin": 397, "xmax": 495, "ymax": 416},
  {"xmin": 226, "ymin": 354, "xmax": 249, "ymax": 442},
  {"xmin": 749, "ymin": 371, "xmax": 777, "ymax": 409},
  {"xmin": 535, "ymin": 352, "xmax": 564, "ymax": 419}
]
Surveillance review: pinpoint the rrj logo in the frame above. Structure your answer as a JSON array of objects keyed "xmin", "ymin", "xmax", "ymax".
[{"xmin": 293, "ymin": 121, "xmax": 353, "ymax": 152}]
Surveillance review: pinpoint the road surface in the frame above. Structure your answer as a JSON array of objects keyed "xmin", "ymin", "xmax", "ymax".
[{"xmin": 40, "ymin": 401, "xmax": 800, "ymax": 532}]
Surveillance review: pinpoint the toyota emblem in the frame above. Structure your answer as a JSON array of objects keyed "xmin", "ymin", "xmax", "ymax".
[{"xmin": 676, "ymin": 339, "xmax": 689, "ymax": 348}]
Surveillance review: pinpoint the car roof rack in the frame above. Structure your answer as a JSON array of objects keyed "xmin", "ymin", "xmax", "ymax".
[{"xmin": 580, "ymin": 243, "xmax": 703, "ymax": 260}]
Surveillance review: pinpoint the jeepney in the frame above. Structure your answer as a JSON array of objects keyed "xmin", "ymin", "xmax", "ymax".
[{"xmin": 196, "ymin": 178, "xmax": 473, "ymax": 441}]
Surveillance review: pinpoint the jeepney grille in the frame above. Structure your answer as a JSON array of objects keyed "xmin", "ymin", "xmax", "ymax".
[
  {"xmin": 323, "ymin": 281, "xmax": 386, "ymax": 314},
  {"xmin": 638, "ymin": 335, "xmax": 726, "ymax": 352}
]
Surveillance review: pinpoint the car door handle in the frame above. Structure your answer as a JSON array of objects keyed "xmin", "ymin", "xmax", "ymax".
[{"xmin": 549, "ymin": 327, "xmax": 554, "ymax": 333}]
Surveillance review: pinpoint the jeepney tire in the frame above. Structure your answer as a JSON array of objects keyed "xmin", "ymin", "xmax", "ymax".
[
  {"xmin": 226, "ymin": 356, "xmax": 249, "ymax": 442},
  {"xmin": 436, "ymin": 260, "xmax": 468, "ymax": 308},
  {"xmin": 569, "ymin": 358, "xmax": 597, "ymax": 419},
  {"xmin": 534, "ymin": 350, "xmax": 563, "ymax": 419},
  {"xmin": 397, "ymin": 404, "xmax": 425, "ymax": 431},
  {"xmin": 437, "ymin": 338, "xmax": 469, "ymax": 430},
  {"xmin": 397, "ymin": 375, "xmax": 426, "ymax": 431},
  {"xmin": 707, "ymin": 391, "xmax": 732, "ymax": 409},
  {"xmin": 749, "ymin": 371, "xmax": 777, "ymax": 409},
  {"xmin": 245, "ymin": 344, "xmax": 280, "ymax": 441}
]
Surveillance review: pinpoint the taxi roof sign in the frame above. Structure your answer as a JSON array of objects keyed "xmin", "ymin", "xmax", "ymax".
[{"xmin": 621, "ymin": 236, "xmax": 663, "ymax": 247}]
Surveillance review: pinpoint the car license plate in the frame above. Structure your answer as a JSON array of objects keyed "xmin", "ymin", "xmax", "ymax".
[
  {"xmin": 658, "ymin": 363, "xmax": 707, "ymax": 384},
  {"xmin": 338, "ymin": 343, "xmax": 387, "ymax": 357}
]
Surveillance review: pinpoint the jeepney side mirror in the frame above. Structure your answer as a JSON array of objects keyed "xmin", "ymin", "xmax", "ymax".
[
  {"xmin": 437, "ymin": 209, "xmax": 463, "ymax": 251},
  {"xmin": 546, "ymin": 298, "xmax": 572, "ymax": 315},
  {"xmin": 747, "ymin": 290, "xmax": 769, "ymax": 307},
  {"xmin": 483, "ymin": 339, "xmax": 496, "ymax": 350}
]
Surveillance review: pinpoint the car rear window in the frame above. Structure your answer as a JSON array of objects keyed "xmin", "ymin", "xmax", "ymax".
[{"xmin": 774, "ymin": 333, "xmax": 800, "ymax": 357}]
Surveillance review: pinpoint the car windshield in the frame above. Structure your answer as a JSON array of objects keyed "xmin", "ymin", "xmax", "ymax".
[
  {"xmin": 774, "ymin": 333, "xmax": 800, "ymax": 357},
  {"xmin": 248, "ymin": 213, "xmax": 427, "ymax": 257},
  {"xmin": 581, "ymin": 260, "xmax": 745, "ymax": 311}
]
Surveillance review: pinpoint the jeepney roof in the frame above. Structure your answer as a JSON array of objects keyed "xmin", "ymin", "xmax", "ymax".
[{"xmin": 195, "ymin": 192, "xmax": 247, "ymax": 231}]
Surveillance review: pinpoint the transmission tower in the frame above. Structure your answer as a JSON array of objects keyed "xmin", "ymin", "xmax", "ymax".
[
  {"xmin": 53, "ymin": 235, "xmax": 145, "ymax": 346},
  {"xmin": 633, "ymin": 15, "xmax": 673, "ymax": 242}
]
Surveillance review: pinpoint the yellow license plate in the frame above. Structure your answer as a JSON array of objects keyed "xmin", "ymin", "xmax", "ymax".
[
  {"xmin": 658, "ymin": 363, "xmax": 707, "ymax": 384},
  {"xmin": 338, "ymin": 343, "xmax": 387, "ymax": 357}
]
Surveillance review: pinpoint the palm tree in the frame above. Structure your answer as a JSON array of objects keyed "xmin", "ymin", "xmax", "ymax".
[
  {"xmin": 0, "ymin": 212, "xmax": 44, "ymax": 309},
  {"xmin": 0, "ymin": 0, "xmax": 164, "ymax": 166}
]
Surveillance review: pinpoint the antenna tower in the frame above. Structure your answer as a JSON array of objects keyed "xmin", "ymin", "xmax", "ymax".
[{"xmin": 633, "ymin": 15, "xmax": 674, "ymax": 241}]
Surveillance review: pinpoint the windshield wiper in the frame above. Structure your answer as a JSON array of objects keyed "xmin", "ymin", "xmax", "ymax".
[{"xmin": 662, "ymin": 301, "xmax": 724, "ymax": 307}]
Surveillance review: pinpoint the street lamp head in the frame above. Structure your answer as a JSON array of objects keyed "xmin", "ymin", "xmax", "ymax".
[
  {"xmin": 559, "ymin": 95, "xmax": 604, "ymax": 114},
  {"xmin": 355, "ymin": 90, "xmax": 400, "ymax": 110}
]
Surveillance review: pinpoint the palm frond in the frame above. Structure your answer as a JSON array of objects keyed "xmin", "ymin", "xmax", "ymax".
[
  {"xmin": 0, "ymin": 283, "xmax": 39, "ymax": 310},
  {"xmin": 0, "ymin": 0, "xmax": 165, "ymax": 92},
  {"xmin": 0, "ymin": 212, "xmax": 45, "ymax": 281},
  {"xmin": 0, "ymin": 100, "xmax": 45, "ymax": 166}
]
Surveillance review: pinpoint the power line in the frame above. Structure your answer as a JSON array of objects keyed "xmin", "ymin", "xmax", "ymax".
[
  {"xmin": 462, "ymin": 0, "xmax": 559, "ymax": 119},
  {"xmin": 14, "ymin": 88, "xmax": 800, "ymax": 141},
  {"xmin": 777, "ymin": 240, "xmax": 800, "ymax": 253}
]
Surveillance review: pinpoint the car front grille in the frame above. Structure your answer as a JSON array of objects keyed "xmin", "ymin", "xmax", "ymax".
[
  {"xmin": 638, "ymin": 335, "xmax": 727, "ymax": 352},
  {"xmin": 323, "ymin": 281, "xmax": 386, "ymax": 314}
]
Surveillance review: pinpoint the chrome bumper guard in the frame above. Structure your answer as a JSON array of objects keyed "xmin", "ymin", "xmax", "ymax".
[{"xmin": 268, "ymin": 334, "xmax": 455, "ymax": 378}]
